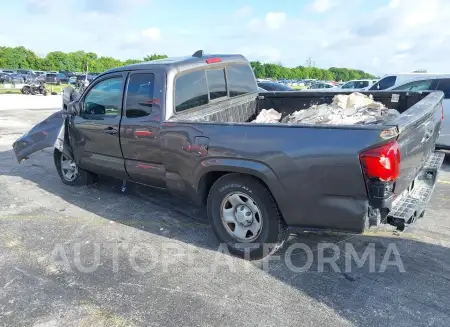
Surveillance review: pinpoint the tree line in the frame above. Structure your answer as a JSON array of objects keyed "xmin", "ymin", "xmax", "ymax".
[
  {"xmin": 250, "ymin": 61, "xmax": 376, "ymax": 81},
  {"xmin": 0, "ymin": 46, "xmax": 167, "ymax": 73},
  {"xmin": 0, "ymin": 46, "xmax": 376, "ymax": 81}
]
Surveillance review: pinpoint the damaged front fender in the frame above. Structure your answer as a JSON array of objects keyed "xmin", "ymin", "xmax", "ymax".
[{"xmin": 12, "ymin": 110, "xmax": 74, "ymax": 163}]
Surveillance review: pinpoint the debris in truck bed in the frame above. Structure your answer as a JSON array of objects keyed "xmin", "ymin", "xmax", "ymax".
[
  {"xmin": 253, "ymin": 92, "xmax": 401, "ymax": 125},
  {"xmin": 252, "ymin": 108, "xmax": 282, "ymax": 123}
]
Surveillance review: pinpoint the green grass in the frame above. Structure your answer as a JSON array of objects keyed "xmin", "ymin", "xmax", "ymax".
[
  {"xmin": 45, "ymin": 83, "xmax": 68, "ymax": 93},
  {"xmin": 0, "ymin": 88, "xmax": 21, "ymax": 94}
]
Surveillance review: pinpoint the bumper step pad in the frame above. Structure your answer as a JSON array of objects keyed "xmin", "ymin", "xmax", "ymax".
[{"xmin": 388, "ymin": 151, "xmax": 445, "ymax": 228}]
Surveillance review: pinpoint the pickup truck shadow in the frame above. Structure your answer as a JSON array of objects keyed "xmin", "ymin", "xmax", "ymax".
[{"xmin": 3, "ymin": 148, "xmax": 450, "ymax": 326}]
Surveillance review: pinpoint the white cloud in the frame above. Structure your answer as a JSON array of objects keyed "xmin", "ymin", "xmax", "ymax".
[
  {"xmin": 309, "ymin": 0, "xmax": 335, "ymax": 13},
  {"xmin": 264, "ymin": 12, "xmax": 286, "ymax": 30},
  {"xmin": 141, "ymin": 28, "xmax": 161, "ymax": 41},
  {"xmin": 4, "ymin": 0, "xmax": 450, "ymax": 76},
  {"xmin": 238, "ymin": 46, "xmax": 282, "ymax": 63},
  {"xmin": 235, "ymin": 6, "xmax": 252, "ymax": 17}
]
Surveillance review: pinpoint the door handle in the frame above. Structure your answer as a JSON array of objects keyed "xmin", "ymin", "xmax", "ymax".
[{"xmin": 103, "ymin": 127, "xmax": 118, "ymax": 135}]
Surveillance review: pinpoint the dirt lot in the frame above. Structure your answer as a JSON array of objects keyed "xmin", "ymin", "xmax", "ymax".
[{"xmin": 1, "ymin": 107, "xmax": 450, "ymax": 327}]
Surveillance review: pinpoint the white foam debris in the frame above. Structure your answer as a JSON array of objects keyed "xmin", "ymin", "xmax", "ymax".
[
  {"xmin": 253, "ymin": 92, "xmax": 400, "ymax": 125},
  {"xmin": 252, "ymin": 108, "xmax": 282, "ymax": 123}
]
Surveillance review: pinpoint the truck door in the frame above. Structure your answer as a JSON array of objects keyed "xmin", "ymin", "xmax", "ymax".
[
  {"xmin": 120, "ymin": 71, "xmax": 166, "ymax": 187},
  {"xmin": 70, "ymin": 72, "xmax": 127, "ymax": 179}
]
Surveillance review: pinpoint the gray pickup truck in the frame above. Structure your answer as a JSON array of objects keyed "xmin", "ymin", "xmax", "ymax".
[{"xmin": 13, "ymin": 51, "xmax": 445, "ymax": 259}]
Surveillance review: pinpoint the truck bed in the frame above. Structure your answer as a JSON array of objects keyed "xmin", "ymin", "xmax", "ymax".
[{"xmin": 169, "ymin": 90, "xmax": 434, "ymax": 126}]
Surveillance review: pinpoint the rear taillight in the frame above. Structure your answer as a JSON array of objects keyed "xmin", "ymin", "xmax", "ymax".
[{"xmin": 359, "ymin": 141, "xmax": 400, "ymax": 181}]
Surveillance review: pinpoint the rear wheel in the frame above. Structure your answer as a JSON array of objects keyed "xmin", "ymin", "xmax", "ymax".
[
  {"xmin": 54, "ymin": 149, "xmax": 97, "ymax": 186},
  {"xmin": 207, "ymin": 173, "xmax": 289, "ymax": 260}
]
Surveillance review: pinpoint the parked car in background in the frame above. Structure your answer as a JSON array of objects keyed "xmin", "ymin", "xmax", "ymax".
[
  {"xmin": 380, "ymin": 75, "xmax": 450, "ymax": 150},
  {"xmin": 57, "ymin": 73, "xmax": 69, "ymax": 84},
  {"xmin": 59, "ymin": 71, "xmax": 74, "ymax": 78},
  {"xmin": 68, "ymin": 76, "xmax": 77, "ymax": 85},
  {"xmin": 369, "ymin": 73, "xmax": 448, "ymax": 91},
  {"xmin": 307, "ymin": 82, "xmax": 336, "ymax": 89},
  {"xmin": 16, "ymin": 69, "xmax": 34, "ymax": 76},
  {"xmin": 340, "ymin": 79, "xmax": 376, "ymax": 90},
  {"xmin": 257, "ymin": 81, "xmax": 293, "ymax": 91},
  {"xmin": 45, "ymin": 73, "xmax": 61, "ymax": 85},
  {"xmin": 34, "ymin": 71, "xmax": 45, "ymax": 76},
  {"xmin": 1, "ymin": 69, "xmax": 16, "ymax": 74},
  {"xmin": 0, "ymin": 72, "xmax": 12, "ymax": 83}
]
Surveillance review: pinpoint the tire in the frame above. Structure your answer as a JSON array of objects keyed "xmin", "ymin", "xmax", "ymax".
[
  {"xmin": 30, "ymin": 88, "xmax": 37, "ymax": 95},
  {"xmin": 207, "ymin": 173, "xmax": 289, "ymax": 260},
  {"xmin": 21, "ymin": 86, "xmax": 30, "ymax": 94},
  {"xmin": 54, "ymin": 149, "xmax": 97, "ymax": 186}
]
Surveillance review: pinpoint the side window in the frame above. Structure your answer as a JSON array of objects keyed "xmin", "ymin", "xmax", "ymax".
[
  {"xmin": 370, "ymin": 76, "xmax": 397, "ymax": 90},
  {"xmin": 125, "ymin": 73, "xmax": 155, "ymax": 118},
  {"xmin": 393, "ymin": 79, "xmax": 435, "ymax": 91},
  {"xmin": 436, "ymin": 79, "xmax": 450, "ymax": 98},
  {"xmin": 358, "ymin": 81, "xmax": 369, "ymax": 88},
  {"xmin": 226, "ymin": 64, "xmax": 257, "ymax": 97},
  {"xmin": 83, "ymin": 77, "xmax": 123, "ymax": 116},
  {"xmin": 175, "ymin": 70, "xmax": 208, "ymax": 112},
  {"xmin": 206, "ymin": 69, "xmax": 227, "ymax": 100}
]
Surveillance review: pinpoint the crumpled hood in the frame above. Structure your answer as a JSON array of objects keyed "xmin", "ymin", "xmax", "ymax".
[{"xmin": 12, "ymin": 110, "xmax": 67, "ymax": 163}]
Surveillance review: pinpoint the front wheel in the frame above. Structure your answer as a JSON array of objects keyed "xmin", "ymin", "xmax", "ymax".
[
  {"xmin": 21, "ymin": 86, "xmax": 30, "ymax": 94},
  {"xmin": 54, "ymin": 149, "xmax": 97, "ymax": 186},
  {"xmin": 207, "ymin": 173, "xmax": 289, "ymax": 260}
]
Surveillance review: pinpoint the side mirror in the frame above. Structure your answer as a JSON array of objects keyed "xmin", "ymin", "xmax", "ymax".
[
  {"xmin": 72, "ymin": 90, "xmax": 81, "ymax": 101},
  {"xmin": 67, "ymin": 101, "xmax": 80, "ymax": 116}
]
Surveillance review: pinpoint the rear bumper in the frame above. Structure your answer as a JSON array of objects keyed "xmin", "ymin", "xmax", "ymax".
[
  {"xmin": 387, "ymin": 151, "xmax": 445, "ymax": 228},
  {"xmin": 435, "ymin": 144, "xmax": 450, "ymax": 151}
]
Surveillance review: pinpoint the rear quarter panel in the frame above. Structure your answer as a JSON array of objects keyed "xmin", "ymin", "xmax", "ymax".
[{"xmin": 161, "ymin": 122, "xmax": 391, "ymax": 232}]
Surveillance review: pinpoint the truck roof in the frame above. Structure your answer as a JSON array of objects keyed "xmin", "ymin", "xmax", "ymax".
[{"xmin": 104, "ymin": 51, "xmax": 248, "ymax": 75}]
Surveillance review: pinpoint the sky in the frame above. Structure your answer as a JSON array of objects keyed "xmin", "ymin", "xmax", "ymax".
[{"xmin": 1, "ymin": 0, "xmax": 450, "ymax": 76}]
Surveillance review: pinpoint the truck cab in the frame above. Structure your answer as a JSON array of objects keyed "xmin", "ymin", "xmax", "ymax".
[{"xmin": 64, "ymin": 52, "xmax": 257, "ymax": 185}]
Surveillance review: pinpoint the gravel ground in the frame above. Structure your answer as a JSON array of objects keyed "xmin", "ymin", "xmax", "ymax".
[{"xmin": 1, "ymin": 107, "xmax": 450, "ymax": 327}]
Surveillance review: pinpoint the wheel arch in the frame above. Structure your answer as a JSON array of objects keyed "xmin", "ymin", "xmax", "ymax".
[{"xmin": 195, "ymin": 158, "xmax": 286, "ymax": 213}]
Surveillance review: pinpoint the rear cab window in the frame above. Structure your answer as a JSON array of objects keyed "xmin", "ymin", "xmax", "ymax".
[
  {"xmin": 124, "ymin": 73, "xmax": 155, "ymax": 118},
  {"xmin": 174, "ymin": 63, "xmax": 257, "ymax": 113}
]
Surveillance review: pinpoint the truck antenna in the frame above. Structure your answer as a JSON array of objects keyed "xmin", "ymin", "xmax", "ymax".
[{"xmin": 192, "ymin": 50, "xmax": 204, "ymax": 58}]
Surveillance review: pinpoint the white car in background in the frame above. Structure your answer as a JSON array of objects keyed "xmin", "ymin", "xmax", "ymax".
[
  {"xmin": 375, "ymin": 74, "xmax": 450, "ymax": 150},
  {"xmin": 307, "ymin": 82, "xmax": 337, "ymax": 90},
  {"xmin": 340, "ymin": 79, "xmax": 377, "ymax": 90}
]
